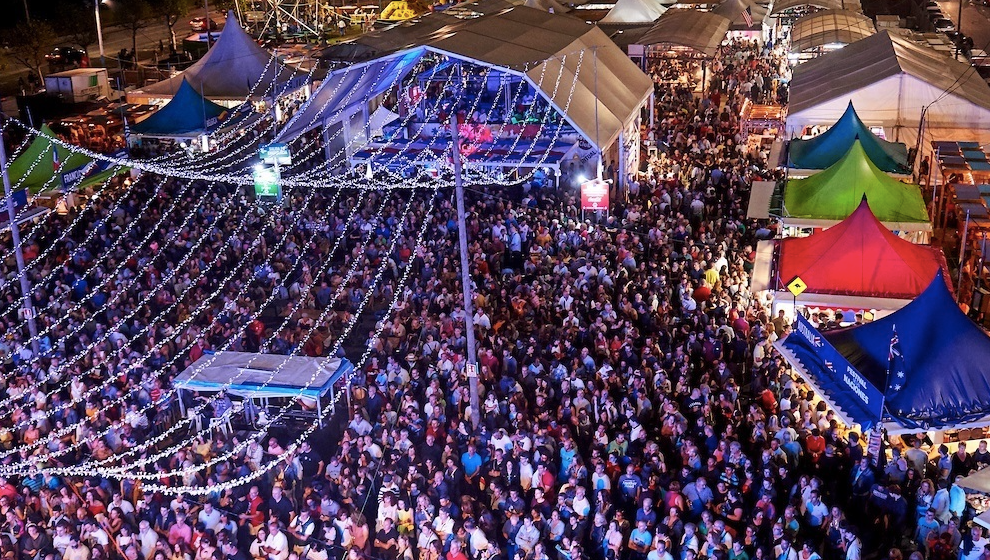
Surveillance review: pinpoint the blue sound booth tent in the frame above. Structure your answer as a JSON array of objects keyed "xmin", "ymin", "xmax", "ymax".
[
  {"xmin": 174, "ymin": 351, "xmax": 354, "ymax": 427},
  {"xmin": 775, "ymin": 271, "xmax": 990, "ymax": 433},
  {"xmin": 132, "ymin": 79, "xmax": 231, "ymax": 138}
]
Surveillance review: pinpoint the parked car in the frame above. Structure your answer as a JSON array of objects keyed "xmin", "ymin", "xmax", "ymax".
[
  {"xmin": 45, "ymin": 46, "xmax": 89, "ymax": 68},
  {"xmin": 933, "ymin": 17, "xmax": 956, "ymax": 31},
  {"xmin": 189, "ymin": 17, "xmax": 219, "ymax": 31}
]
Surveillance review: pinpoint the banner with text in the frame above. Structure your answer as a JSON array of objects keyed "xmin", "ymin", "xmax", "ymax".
[
  {"xmin": 779, "ymin": 314, "xmax": 884, "ymax": 429},
  {"xmin": 581, "ymin": 178, "xmax": 610, "ymax": 211}
]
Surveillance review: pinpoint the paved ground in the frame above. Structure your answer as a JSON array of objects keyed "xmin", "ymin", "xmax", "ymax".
[{"xmin": 938, "ymin": 0, "xmax": 990, "ymax": 51}]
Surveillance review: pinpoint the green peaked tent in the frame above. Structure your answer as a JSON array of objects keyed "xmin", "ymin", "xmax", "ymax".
[
  {"xmin": 788, "ymin": 102, "xmax": 909, "ymax": 174},
  {"xmin": 7, "ymin": 125, "xmax": 128, "ymax": 193},
  {"xmin": 782, "ymin": 139, "xmax": 931, "ymax": 231}
]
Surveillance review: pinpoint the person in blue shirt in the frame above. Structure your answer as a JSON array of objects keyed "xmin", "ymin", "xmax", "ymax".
[
  {"xmin": 461, "ymin": 443, "xmax": 483, "ymax": 487},
  {"xmin": 628, "ymin": 520, "xmax": 653, "ymax": 560},
  {"xmin": 559, "ymin": 439, "xmax": 577, "ymax": 478}
]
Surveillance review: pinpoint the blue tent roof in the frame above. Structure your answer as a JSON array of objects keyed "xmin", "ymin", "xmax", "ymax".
[
  {"xmin": 823, "ymin": 271, "xmax": 990, "ymax": 429},
  {"xmin": 133, "ymin": 78, "xmax": 229, "ymax": 136},
  {"xmin": 788, "ymin": 102, "xmax": 910, "ymax": 173}
]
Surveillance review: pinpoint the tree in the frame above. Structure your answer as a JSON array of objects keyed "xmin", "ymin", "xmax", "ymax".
[
  {"xmin": 1, "ymin": 21, "xmax": 57, "ymax": 82},
  {"xmin": 157, "ymin": 0, "xmax": 193, "ymax": 52},
  {"xmin": 114, "ymin": 0, "xmax": 152, "ymax": 62},
  {"xmin": 56, "ymin": 1, "xmax": 99, "ymax": 55}
]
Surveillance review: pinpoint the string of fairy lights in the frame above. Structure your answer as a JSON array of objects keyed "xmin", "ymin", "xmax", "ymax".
[{"xmin": 0, "ymin": 43, "xmax": 601, "ymax": 492}]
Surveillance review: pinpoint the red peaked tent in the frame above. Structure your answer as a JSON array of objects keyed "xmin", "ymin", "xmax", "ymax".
[{"xmin": 775, "ymin": 198, "xmax": 946, "ymax": 299}]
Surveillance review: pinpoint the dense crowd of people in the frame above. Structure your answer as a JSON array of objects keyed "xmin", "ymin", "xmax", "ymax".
[{"xmin": 0, "ymin": 34, "xmax": 988, "ymax": 560}]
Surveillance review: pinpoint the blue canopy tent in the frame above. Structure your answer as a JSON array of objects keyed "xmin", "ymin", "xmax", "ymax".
[
  {"xmin": 787, "ymin": 102, "xmax": 910, "ymax": 174},
  {"xmin": 777, "ymin": 271, "xmax": 990, "ymax": 432},
  {"xmin": 133, "ymin": 78, "xmax": 230, "ymax": 137}
]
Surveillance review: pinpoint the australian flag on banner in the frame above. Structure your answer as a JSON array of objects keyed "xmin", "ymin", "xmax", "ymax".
[{"xmin": 886, "ymin": 325, "xmax": 907, "ymax": 397}]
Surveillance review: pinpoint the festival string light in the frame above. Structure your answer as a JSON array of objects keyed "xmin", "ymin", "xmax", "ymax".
[
  {"xmin": 0, "ymin": 181, "xmax": 228, "ymax": 416},
  {"xmin": 100, "ymin": 189, "xmax": 436, "ymax": 489},
  {"xmin": 0, "ymin": 175, "xmax": 194, "ymax": 325},
  {"xmin": 0, "ymin": 179, "xmax": 359, "ymax": 463},
  {"xmin": 8, "ymin": 184, "xmax": 385, "ymax": 472},
  {"xmin": 92, "ymin": 189, "xmax": 410, "ymax": 479}
]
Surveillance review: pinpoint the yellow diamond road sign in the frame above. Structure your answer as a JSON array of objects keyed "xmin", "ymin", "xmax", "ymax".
[{"xmin": 787, "ymin": 276, "xmax": 808, "ymax": 298}]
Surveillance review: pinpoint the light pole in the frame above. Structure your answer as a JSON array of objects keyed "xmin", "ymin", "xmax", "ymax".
[
  {"xmin": 448, "ymin": 116, "xmax": 480, "ymax": 430},
  {"xmin": 0, "ymin": 136, "xmax": 40, "ymax": 357},
  {"xmin": 95, "ymin": 0, "xmax": 106, "ymax": 67}
]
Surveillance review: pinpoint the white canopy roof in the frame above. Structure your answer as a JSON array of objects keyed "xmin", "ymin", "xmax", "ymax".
[
  {"xmin": 131, "ymin": 11, "xmax": 305, "ymax": 101},
  {"xmin": 787, "ymin": 31, "xmax": 990, "ymax": 145},
  {"xmin": 636, "ymin": 9, "xmax": 731, "ymax": 56},
  {"xmin": 770, "ymin": 0, "xmax": 861, "ymax": 15},
  {"xmin": 599, "ymin": 0, "xmax": 667, "ymax": 24},
  {"xmin": 790, "ymin": 9, "xmax": 875, "ymax": 53},
  {"xmin": 278, "ymin": 6, "xmax": 652, "ymax": 151}
]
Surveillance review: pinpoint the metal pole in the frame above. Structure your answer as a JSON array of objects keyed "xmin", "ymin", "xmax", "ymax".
[
  {"xmin": 0, "ymin": 136, "xmax": 40, "ymax": 356},
  {"xmin": 593, "ymin": 47, "xmax": 602, "ymax": 180},
  {"xmin": 959, "ymin": 209, "xmax": 971, "ymax": 301},
  {"xmin": 956, "ymin": 0, "xmax": 963, "ymax": 59},
  {"xmin": 449, "ymin": 116, "xmax": 480, "ymax": 430},
  {"xmin": 95, "ymin": 0, "xmax": 106, "ymax": 67},
  {"xmin": 205, "ymin": 0, "xmax": 213, "ymax": 47}
]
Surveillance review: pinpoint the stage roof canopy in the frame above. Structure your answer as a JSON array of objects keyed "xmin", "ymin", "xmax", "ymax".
[
  {"xmin": 278, "ymin": 6, "xmax": 653, "ymax": 152},
  {"xmin": 174, "ymin": 351, "xmax": 354, "ymax": 401}
]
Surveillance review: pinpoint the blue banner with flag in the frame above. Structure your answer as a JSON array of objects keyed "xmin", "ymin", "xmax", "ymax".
[
  {"xmin": 886, "ymin": 326, "xmax": 907, "ymax": 397},
  {"xmin": 779, "ymin": 314, "xmax": 885, "ymax": 428},
  {"xmin": 59, "ymin": 149, "xmax": 128, "ymax": 192}
]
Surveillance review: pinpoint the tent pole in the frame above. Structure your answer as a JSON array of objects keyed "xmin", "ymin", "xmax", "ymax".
[{"xmin": 959, "ymin": 209, "xmax": 971, "ymax": 302}]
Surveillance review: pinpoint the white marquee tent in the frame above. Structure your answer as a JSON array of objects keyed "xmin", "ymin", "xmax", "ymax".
[
  {"xmin": 128, "ymin": 11, "xmax": 306, "ymax": 103},
  {"xmin": 599, "ymin": 0, "xmax": 667, "ymax": 24},
  {"xmin": 786, "ymin": 31, "xmax": 990, "ymax": 148},
  {"xmin": 276, "ymin": 6, "xmax": 653, "ymax": 156}
]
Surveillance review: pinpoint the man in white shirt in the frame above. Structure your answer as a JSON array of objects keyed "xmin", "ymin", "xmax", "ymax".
[
  {"xmin": 465, "ymin": 519, "xmax": 490, "ymax": 558},
  {"xmin": 264, "ymin": 520, "xmax": 290, "ymax": 560},
  {"xmin": 961, "ymin": 525, "xmax": 989, "ymax": 560},
  {"xmin": 198, "ymin": 502, "xmax": 221, "ymax": 532},
  {"xmin": 137, "ymin": 520, "xmax": 158, "ymax": 560},
  {"xmin": 842, "ymin": 526, "xmax": 862, "ymax": 560},
  {"xmin": 648, "ymin": 539, "xmax": 674, "ymax": 560},
  {"xmin": 52, "ymin": 523, "xmax": 72, "ymax": 556}
]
